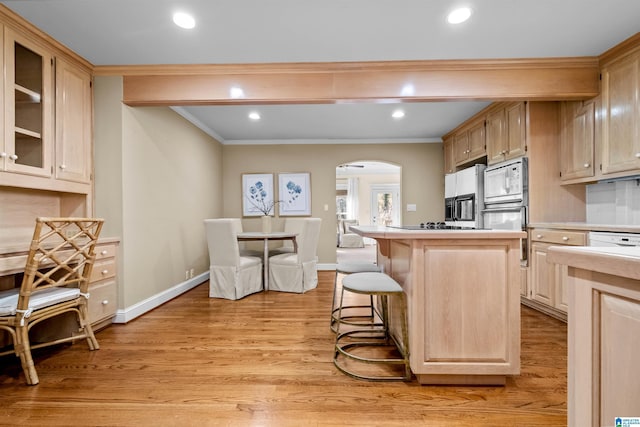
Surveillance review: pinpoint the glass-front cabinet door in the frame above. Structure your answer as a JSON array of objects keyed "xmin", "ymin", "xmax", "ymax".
[{"xmin": 2, "ymin": 28, "xmax": 53, "ymax": 177}]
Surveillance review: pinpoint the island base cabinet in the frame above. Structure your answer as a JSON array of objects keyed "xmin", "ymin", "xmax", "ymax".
[
  {"xmin": 387, "ymin": 238, "xmax": 521, "ymax": 385},
  {"xmin": 568, "ymin": 268, "xmax": 640, "ymax": 427}
]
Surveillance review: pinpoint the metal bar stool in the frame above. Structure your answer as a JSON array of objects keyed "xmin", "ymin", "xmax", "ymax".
[
  {"xmin": 333, "ymin": 272, "xmax": 411, "ymax": 381},
  {"xmin": 331, "ymin": 262, "xmax": 383, "ymax": 333}
]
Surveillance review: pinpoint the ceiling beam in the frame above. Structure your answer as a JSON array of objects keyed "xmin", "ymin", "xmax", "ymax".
[{"xmin": 116, "ymin": 58, "xmax": 600, "ymax": 106}]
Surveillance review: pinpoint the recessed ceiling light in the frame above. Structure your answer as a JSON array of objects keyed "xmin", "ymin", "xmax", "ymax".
[
  {"xmin": 173, "ymin": 12, "xmax": 196, "ymax": 29},
  {"xmin": 447, "ymin": 7, "xmax": 472, "ymax": 24},
  {"xmin": 401, "ymin": 84, "xmax": 415, "ymax": 97},
  {"xmin": 230, "ymin": 87, "xmax": 245, "ymax": 98},
  {"xmin": 392, "ymin": 110, "xmax": 405, "ymax": 119},
  {"xmin": 248, "ymin": 112, "xmax": 261, "ymax": 120}
]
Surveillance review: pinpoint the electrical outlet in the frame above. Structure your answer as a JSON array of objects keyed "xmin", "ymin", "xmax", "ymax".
[
  {"xmin": 190, "ymin": 268, "xmax": 194, "ymax": 279},
  {"xmin": 185, "ymin": 270, "xmax": 189, "ymax": 280}
]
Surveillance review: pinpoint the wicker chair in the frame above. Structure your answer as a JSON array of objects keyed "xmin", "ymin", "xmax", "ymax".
[{"xmin": 0, "ymin": 217, "xmax": 104, "ymax": 385}]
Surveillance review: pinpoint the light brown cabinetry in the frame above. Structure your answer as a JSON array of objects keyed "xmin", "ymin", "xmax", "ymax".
[
  {"xmin": 486, "ymin": 102, "xmax": 526, "ymax": 165},
  {"xmin": 1, "ymin": 13, "xmax": 94, "ymax": 255},
  {"xmin": 600, "ymin": 47, "xmax": 640, "ymax": 175},
  {"xmin": 527, "ymin": 227, "xmax": 587, "ymax": 319},
  {"xmin": 55, "ymin": 57, "xmax": 92, "ymax": 184},
  {"xmin": 547, "ymin": 246, "xmax": 640, "ymax": 427},
  {"xmin": 442, "ymin": 135, "xmax": 455, "ymax": 174},
  {"xmin": 88, "ymin": 241, "xmax": 118, "ymax": 329},
  {"xmin": 1, "ymin": 27, "xmax": 53, "ymax": 177},
  {"xmin": 559, "ymin": 100, "xmax": 595, "ymax": 182},
  {"xmin": 453, "ymin": 119, "xmax": 486, "ymax": 166}
]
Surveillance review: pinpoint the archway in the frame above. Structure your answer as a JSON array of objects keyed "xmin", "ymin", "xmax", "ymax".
[{"xmin": 335, "ymin": 161, "xmax": 401, "ymax": 264}]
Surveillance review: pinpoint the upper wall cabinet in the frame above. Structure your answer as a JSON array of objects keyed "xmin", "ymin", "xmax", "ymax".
[
  {"xmin": 443, "ymin": 135, "xmax": 455, "ymax": 174},
  {"xmin": 486, "ymin": 102, "xmax": 527, "ymax": 165},
  {"xmin": 600, "ymin": 49, "xmax": 640, "ymax": 175},
  {"xmin": 1, "ymin": 27, "xmax": 53, "ymax": 178},
  {"xmin": 454, "ymin": 118, "xmax": 486, "ymax": 166},
  {"xmin": 0, "ymin": 19, "xmax": 92, "ymax": 194},
  {"xmin": 559, "ymin": 99, "xmax": 595, "ymax": 182},
  {"xmin": 55, "ymin": 57, "xmax": 92, "ymax": 184}
]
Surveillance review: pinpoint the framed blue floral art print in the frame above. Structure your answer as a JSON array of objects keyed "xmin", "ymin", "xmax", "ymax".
[
  {"xmin": 278, "ymin": 172, "xmax": 311, "ymax": 216},
  {"xmin": 242, "ymin": 173, "xmax": 275, "ymax": 216}
]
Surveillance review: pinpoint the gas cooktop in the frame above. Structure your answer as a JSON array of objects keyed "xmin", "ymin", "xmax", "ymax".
[{"xmin": 387, "ymin": 222, "xmax": 476, "ymax": 230}]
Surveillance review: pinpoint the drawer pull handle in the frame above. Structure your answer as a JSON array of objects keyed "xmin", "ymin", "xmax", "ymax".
[
  {"xmin": 562, "ymin": 236, "xmax": 569, "ymax": 241},
  {"xmin": 101, "ymin": 250, "xmax": 108, "ymax": 255},
  {"xmin": 9, "ymin": 154, "xmax": 18, "ymax": 161},
  {"xmin": 101, "ymin": 300, "xmax": 109, "ymax": 305},
  {"xmin": 59, "ymin": 164, "xmax": 66, "ymax": 170},
  {"xmin": 583, "ymin": 163, "xmax": 590, "ymax": 168},
  {"xmin": 101, "ymin": 269, "xmax": 109, "ymax": 275},
  {"xmin": 536, "ymin": 234, "xmax": 543, "ymax": 239},
  {"xmin": 636, "ymin": 152, "xmax": 640, "ymax": 158}
]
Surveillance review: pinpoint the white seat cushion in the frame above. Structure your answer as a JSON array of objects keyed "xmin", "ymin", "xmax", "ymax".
[{"xmin": 0, "ymin": 287, "xmax": 81, "ymax": 316}]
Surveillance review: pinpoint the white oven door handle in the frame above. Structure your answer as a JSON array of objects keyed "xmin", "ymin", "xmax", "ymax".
[{"xmin": 481, "ymin": 207, "xmax": 524, "ymax": 213}]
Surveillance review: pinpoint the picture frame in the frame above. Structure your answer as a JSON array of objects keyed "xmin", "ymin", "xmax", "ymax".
[
  {"xmin": 242, "ymin": 173, "xmax": 275, "ymax": 216},
  {"xmin": 278, "ymin": 172, "xmax": 311, "ymax": 216}
]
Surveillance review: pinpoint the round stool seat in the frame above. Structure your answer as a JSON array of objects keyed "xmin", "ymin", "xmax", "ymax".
[
  {"xmin": 336, "ymin": 262, "xmax": 382, "ymax": 275},
  {"xmin": 330, "ymin": 263, "xmax": 383, "ymax": 334},
  {"xmin": 342, "ymin": 272, "xmax": 402, "ymax": 294}
]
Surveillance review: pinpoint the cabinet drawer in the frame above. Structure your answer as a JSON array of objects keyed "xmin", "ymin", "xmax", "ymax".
[
  {"xmin": 531, "ymin": 229, "xmax": 587, "ymax": 246},
  {"xmin": 94, "ymin": 243, "xmax": 117, "ymax": 261},
  {"xmin": 88, "ymin": 280, "xmax": 117, "ymax": 323},
  {"xmin": 90, "ymin": 258, "xmax": 116, "ymax": 282}
]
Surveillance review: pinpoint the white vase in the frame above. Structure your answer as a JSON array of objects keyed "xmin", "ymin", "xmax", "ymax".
[{"xmin": 261, "ymin": 215, "xmax": 272, "ymax": 233}]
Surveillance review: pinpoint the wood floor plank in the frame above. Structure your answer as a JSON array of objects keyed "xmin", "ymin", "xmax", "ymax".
[{"xmin": 0, "ymin": 271, "xmax": 567, "ymax": 426}]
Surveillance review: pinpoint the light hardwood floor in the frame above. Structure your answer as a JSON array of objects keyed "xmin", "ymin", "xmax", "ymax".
[{"xmin": 0, "ymin": 271, "xmax": 567, "ymax": 426}]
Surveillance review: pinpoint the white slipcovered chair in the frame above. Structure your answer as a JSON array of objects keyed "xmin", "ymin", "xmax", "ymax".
[
  {"xmin": 204, "ymin": 219, "xmax": 263, "ymax": 300},
  {"xmin": 338, "ymin": 219, "xmax": 364, "ymax": 248},
  {"xmin": 268, "ymin": 218, "xmax": 322, "ymax": 293}
]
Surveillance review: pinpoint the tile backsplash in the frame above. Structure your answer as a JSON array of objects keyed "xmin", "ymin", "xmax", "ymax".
[{"xmin": 586, "ymin": 179, "xmax": 640, "ymax": 225}]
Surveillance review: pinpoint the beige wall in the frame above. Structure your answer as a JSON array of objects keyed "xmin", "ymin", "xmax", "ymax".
[
  {"xmin": 222, "ymin": 143, "xmax": 444, "ymax": 263},
  {"xmin": 94, "ymin": 78, "xmax": 444, "ymax": 310},
  {"xmin": 94, "ymin": 76, "xmax": 223, "ymax": 308}
]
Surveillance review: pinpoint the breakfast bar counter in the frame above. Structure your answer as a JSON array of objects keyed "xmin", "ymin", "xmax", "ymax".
[{"xmin": 352, "ymin": 225, "xmax": 526, "ymax": 385}]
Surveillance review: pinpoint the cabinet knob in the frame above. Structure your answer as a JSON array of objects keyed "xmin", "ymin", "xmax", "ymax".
[
  {"xmin": 59, "ymin": 164, "xmax": 66, "ymax": 170},
  {"xmin": 102, "ymin": 269, "xmax": 109, "ymax": 275},
  {"xmin": 636, "ymin": 153, "xmax": 640, "ymax": 158},
  {"xmin": 9, "ymin": 154, "xmax": 18, "ymax": 161},
  {"xmin": 501, "ymin": 150, "xmax": 507, "ymax": 155},
  {"xmin": 536, "ymin": 234, "xmax": 543, "ymax": 239},
  {"xmin": 101, "ymin": 250, "xmax": 108, "ymax": 255},
  {"xmin": 0, "ymin": 152, "xmax": 6, "ymax": 158},
  {"xmin": 101, "ymin": 300, "xmax": 109, "ymax": 306},
  {"xmin": 562, "ymin": 236, "xmax": 569, "ymax": 241},
  {"xmin": 583, "ymin": 163, "xmax": 590, "ymax": 168}
]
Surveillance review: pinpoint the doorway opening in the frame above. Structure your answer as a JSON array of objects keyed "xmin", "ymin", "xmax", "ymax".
[{"xmin": 335, "ymin": 161, "xmax": 401, "ymax": 264}]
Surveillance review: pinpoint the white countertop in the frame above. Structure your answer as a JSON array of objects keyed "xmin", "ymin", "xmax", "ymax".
[
  {"xmin": 548, "ymin": 245, "xmax": 640, "ymax": 281},
  {"xmin": 352, "ymin": 225, "xmax": 526, "ymax": 240},
  {"xmin": 529, "ymin": 222, "xmax": 640, "ymax": 233}
]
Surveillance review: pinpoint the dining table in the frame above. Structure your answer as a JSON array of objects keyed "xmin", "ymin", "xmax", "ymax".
[{"xmin": 236, "ymin": 231, "xmax": 298, "ymax": 290}]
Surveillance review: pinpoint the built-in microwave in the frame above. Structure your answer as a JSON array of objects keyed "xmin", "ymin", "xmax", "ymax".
[{"xmin": 484, "ymin": 157, "xmax": 528, "ymax": 205}]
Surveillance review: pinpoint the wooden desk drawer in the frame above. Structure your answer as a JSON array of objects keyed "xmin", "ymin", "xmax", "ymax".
[
  {"xmin": 91, "ymin": 258, "xmax": 116, "ymax": 282},
  {"xmin": 530, "ymin": 229, "xmax": 587, "ymax": 246},
  {"xmin": 88, "ymin": 280, "xmax": 117, "ymax": 324},
  {"xmin": 94, "ymin": 243, "xmax": 117, "ymax": 261}
]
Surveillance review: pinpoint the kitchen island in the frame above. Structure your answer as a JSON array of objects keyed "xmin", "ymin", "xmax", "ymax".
[
  {"xmin": 547, "ymin": 245, "xmax": 640, "ymax": 427},
  {"xmin": 351, "ymin": 225, "xmax": 526, "ymax": 385}
]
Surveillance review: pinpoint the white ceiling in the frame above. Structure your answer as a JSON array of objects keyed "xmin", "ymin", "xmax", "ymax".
[{"xmin": 3, "ymin": 0, "xmax": 639, "ymax": 144}]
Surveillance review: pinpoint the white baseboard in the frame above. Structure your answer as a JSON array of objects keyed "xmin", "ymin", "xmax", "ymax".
[
  {"xmin": 318, "ymin": 263, "xmax": 337, "ymax": 271},
  {"xmin": 113, "ymin": 272, "xmax": 209, "ymax": 324}
]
